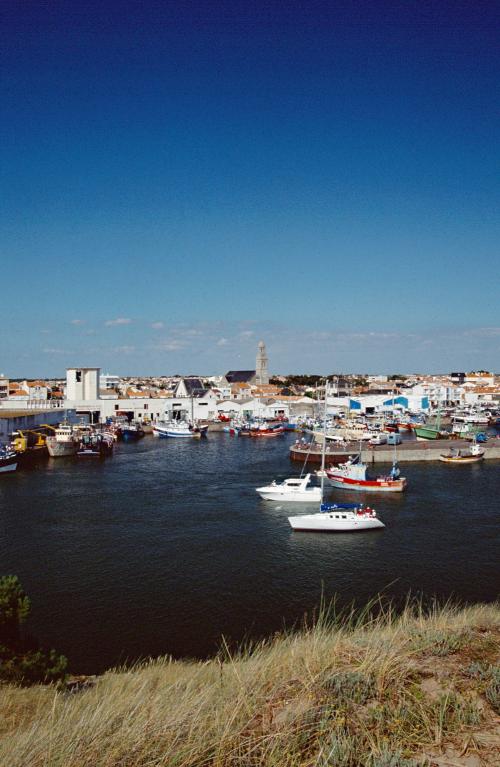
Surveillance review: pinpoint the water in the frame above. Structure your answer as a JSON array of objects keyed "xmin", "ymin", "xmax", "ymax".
[{"xmin": 0, "ymin": 433, "xmax": 498, "ymax": 673}]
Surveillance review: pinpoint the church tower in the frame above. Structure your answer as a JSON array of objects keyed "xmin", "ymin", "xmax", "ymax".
[{"xmin": 255, "ymin": 340, "xmax": 269, "ymax": 385}]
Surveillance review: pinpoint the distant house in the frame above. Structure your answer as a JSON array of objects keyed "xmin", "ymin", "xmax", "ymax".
[
  {"xmin": 230, "ymin": 382, "xmax": 252, "ymax": 399},
  {"xmin": 174, "ymin": 378, "xmax": 207, "ymax": 398}
]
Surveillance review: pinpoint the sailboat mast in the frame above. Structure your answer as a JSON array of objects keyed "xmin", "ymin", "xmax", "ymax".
[{"xmin": 320, "ymin": 378, "xmax": 328, "ymax": 503}]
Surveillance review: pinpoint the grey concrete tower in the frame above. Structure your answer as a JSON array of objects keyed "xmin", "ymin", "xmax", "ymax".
[{"xmin": 255, "ymin": 340, "xmax": 269, "ymax": 385}]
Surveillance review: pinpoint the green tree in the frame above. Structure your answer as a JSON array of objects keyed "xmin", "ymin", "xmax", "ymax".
[
  {"xmin": 0, "ymin": 575, "xmax": 67, "ymax": 686},
  {"xmin": 0, "ymin": 575, "xmax": 30, "ymax": 646}
]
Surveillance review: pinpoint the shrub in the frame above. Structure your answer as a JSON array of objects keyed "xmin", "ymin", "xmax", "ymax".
[{"xmin": 0, "ymin": 575, "xmax": 67, "ymax": 686}]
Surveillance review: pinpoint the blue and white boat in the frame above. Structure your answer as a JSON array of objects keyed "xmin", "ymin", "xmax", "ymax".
[
  {"xmin": 153, "ymin": 420, "xmax": 208, "ymax": 438},
  {"xmin": 0, "ymin": 443, "xmax": 18, "ymax": 473}
]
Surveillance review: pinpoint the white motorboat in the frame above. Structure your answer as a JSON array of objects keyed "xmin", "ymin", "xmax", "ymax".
[
  {"xmin": 287, "ymin": 380, "xmax": 386, "ymax": 533},
  {"xmin": 256, "ymin": 474, "xmax": 321, "ymax": 502},
  {"xmin": 288, "ymin": 502, "xmax": 385, "ymax": 532},
  {"xmin": 153, "ymin": 419, "xmax": 208, "ymax": 438}
]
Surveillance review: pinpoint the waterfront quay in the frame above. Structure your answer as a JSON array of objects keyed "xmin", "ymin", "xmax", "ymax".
[{"xmin": 290, "ymin": 436, "xmax": 500, "ymax": 464}]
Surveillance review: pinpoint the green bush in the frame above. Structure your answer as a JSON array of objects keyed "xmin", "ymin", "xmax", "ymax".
[{"xmin": 0, "ymin": 575, "xmax": 67, "ymax": 686}]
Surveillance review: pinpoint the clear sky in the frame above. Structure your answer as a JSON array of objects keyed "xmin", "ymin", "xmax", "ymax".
[{"xmin": 1, "ymin": 0, "xmax": 499, "ymax": 376}]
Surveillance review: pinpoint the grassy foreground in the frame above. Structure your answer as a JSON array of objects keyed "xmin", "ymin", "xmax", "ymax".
[{"xmin": 0, "ymin": 602, "xmax": 499, "ymax": 766}]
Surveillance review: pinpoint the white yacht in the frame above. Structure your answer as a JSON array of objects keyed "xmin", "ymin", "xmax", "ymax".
[
  {"xmin": 256, "ymin": 474, "xmax": 321, "ymax": 502},
  {"xmin": 288, "ymin": 502, "xmax": 385, "ymax": 532}
]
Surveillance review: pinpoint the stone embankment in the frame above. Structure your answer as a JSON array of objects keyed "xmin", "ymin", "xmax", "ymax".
[{"xmin": 290, "ymin": 436, "xmax": 500, "ymax": 464}]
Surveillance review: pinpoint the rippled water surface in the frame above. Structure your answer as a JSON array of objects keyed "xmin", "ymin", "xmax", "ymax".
[{"xmin": 0, "ymin": 432, "xmax": 498, "ymax": 672}]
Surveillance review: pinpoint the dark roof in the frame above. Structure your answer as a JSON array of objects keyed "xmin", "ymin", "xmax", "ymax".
[
  {"xmin": 176, "ymin": 378, "xmax": 207, "ymax": 397},
  {"xmin": 225, "ymin": 370, "xmax": 256, "ymax": 384}
]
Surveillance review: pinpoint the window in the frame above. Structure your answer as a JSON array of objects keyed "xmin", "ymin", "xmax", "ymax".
[
  {"xmin": 76, "ymin": 371, "xmax": 82, "ymax": 383},
  {"xmin": 144, "ymin": 404, "xmax": 148, "ymax": 410}
]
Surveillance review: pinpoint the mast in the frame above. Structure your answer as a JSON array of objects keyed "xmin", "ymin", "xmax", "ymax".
[
  {"xmin": 320, "ymin": 378, "xmax": 328, "ymax": 506},
  {"xmin": 436, "ymin": 387, "xmax": 441, "ymax": 432}
]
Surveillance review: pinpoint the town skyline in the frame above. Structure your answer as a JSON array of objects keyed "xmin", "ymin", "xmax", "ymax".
[{"xmin": 3, "ymin": 321, "xmax": 500, "ymax": 379}]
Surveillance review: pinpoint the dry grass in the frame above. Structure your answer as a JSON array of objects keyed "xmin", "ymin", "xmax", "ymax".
[{"xmin": 0, "ymin": 601, "xmax": 499, "ymax": 766}]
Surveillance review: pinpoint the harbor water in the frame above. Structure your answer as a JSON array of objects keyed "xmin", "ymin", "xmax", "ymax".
[{"xmin": 0, "ymin": 432, "xmax": 498, "ymax": 673}]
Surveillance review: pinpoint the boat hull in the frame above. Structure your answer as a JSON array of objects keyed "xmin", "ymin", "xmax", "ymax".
[
  {"xmin": 414, "ymin": 427, "xmax": 444, "ymax": 440},
  {"xmin": 46, "ymin": 438, "xmax": 78, "ymax": 457},
  {"xmin": 153, "ymin": 428, "xmax": 202, "ymax": 438},
  {"xmin": 257, "ymin": 489, "xmax": 322, "ymax": 502},
  {"xmin": 121, "ymin": 429, "xmax": 145, "ymax": 442},
  {"xmin": 249, "ymin": 428, "xmax": 284, "ymax": 438},
  {"xmin": 0, "ymin": 456, "xmax": 18, "ymax": 473},
  {"xmin": 288, "ymin": 514, "xmax": 384, "ymax": 532},
  {"xmin": 439, "ymin": 454, "xmax": 484, "ymax": 464},
  {"xmin": 325, "ymin": 475, "xmax": 407, "ymax": 492}
]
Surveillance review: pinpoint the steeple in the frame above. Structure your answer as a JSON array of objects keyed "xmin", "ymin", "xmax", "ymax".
[{"xmin": 255, "ymin": 340, "xmax": 269, "ymax": 385}]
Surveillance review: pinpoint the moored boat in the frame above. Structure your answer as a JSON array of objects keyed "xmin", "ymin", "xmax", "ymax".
[
  {"xmin": 0, "ymin": 443, "xmax": 18, "ymax": 473},
  {"xmin": 77, "ymin": 433, "xmax": 114, "ymax": 458},
  {"xmin": 153, "ymin": 420, "xmax": 208, "ymax": 438},
  {"xmin": 46, "ymin": 422, "xmax": 79, "ymax": 457},
  {"xmin": 121, "ymin": 422, "xmax": 145, "ymax": 442},
  {"xmin": 439, "ymin": 442, "xmax": 485, "ymax": 464},
  {"xmin": 249, "ymin": 424, "xmax": 285, "ymax": 437}
]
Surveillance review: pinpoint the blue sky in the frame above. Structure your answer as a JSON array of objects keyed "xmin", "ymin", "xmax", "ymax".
[{"xmin": 1, "ymin": 1, "xmax": 499, "ymax": 376}]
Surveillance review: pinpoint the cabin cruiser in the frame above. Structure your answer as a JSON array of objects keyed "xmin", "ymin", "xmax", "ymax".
[{"xmin": 256, "ymin": 474, "xmax": 321, "ymax": 502}]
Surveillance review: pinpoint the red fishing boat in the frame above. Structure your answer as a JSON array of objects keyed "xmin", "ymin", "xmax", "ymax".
[{"xmin": 323, "ymin": 454, "xmax": 407, "ymax": 492}]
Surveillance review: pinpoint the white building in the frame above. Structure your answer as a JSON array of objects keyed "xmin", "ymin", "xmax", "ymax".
[
  {"xmin": 327, "ymin": 392, "xmax": 431, "ymax": 415},
  {"xmin": 66, "ymin": 367, "xmax": 100, "ymax": 401},
  {"xmin": 0, "ymin": 376, "xmax": 9, "ymax": 399},
  {"xmin": 100, "ymin": 373, "xmax": 120, "ymax": 390},
  {"xmin": 165, "ymin": 389, "xmax": 219, "ymax": 422}
]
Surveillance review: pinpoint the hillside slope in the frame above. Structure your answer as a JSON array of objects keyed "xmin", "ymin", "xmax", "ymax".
[{"xmin": 1, "ymin": 602, "xmax": 499, "ymax": 766}]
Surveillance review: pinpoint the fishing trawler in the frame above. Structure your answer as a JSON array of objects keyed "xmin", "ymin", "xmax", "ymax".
[
  {"xmin": 322, "ymin": 454, "xmax": 407, "ymax": 492},
  {"xmin": 46, "ymin": 422, "xmax": 79, "ymax": 457}
]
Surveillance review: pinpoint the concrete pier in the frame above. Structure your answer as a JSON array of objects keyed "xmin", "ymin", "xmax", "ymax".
[{"xmin": 290, "ymin": 437, "xmax": 500, "ymax": 464}]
